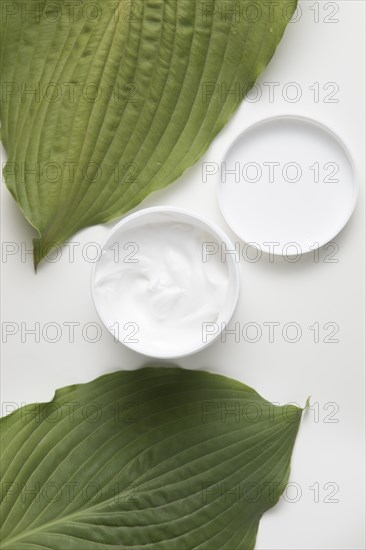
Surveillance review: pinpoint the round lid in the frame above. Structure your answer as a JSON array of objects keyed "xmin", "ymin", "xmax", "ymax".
[{"xmin": 218, "ymin": 115, "xmax": 357, "ymax": 255}]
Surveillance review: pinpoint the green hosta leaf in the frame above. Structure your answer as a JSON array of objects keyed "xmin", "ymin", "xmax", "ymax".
[
  {"xmin": 0, "ymin": 0, "xmax": 297, "ymax": 267},
  {"xmin": 0, "ymin": 366, "xmax": 304, "ymax": 549}
]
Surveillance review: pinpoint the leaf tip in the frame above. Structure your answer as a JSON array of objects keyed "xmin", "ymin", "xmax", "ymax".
[
  {"xmin": 304, "ymin": 395, "xmax": 311, "ymax": 411},
  {"xmin": 33, "ymin": 237, "xmax": 42, "ymax": 272}
]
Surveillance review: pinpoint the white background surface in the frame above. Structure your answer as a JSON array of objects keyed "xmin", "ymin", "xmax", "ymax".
[{"xmin": 1, "ymin": 1, "xmax": 365, "ymax": 548}]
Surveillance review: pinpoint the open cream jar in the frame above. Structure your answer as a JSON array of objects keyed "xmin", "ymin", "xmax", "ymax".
[{"xmin": 91, "ymin": 207, "xmax": 241, "ymax": 358}]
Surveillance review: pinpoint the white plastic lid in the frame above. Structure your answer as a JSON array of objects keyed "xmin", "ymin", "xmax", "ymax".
[{"xmin": 218, "ymin": 115, "xmax": 357, "ymax": 255}]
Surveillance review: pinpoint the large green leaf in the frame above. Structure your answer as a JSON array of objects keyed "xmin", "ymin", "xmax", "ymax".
[
  {"xmin": 0, "ymin": 0, "xmax": 297, "ymax": 267},
  {"xmin": 0, "ymin": 366, "xmax": 304, "ymax": 549}
]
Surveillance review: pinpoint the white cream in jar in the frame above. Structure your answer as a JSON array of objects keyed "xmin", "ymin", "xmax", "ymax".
[{"xmin": 92, "ymin": 208, "xmax": 240, "ymax": 358}]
